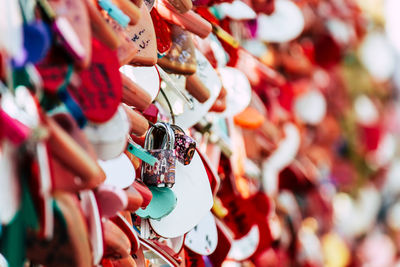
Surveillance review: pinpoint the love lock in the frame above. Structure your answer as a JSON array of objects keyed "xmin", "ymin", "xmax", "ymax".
[
  {"xmin": 169, "ymin": 124, "xmax": 196, "ymax": 165},
  {"xmin": 141, "ymin": 122, "xmax": 176, "ymax": 188}
]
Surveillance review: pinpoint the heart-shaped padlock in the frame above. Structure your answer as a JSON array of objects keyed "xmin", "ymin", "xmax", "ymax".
[{"xmin": 141, "ymin": 122, "xmax": 176, "ymax": 187}]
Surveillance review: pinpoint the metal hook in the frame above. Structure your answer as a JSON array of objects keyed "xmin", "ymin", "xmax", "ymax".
[{"xmin": 159, "ymin": 87, "xmax": 176, "ymax": 124}]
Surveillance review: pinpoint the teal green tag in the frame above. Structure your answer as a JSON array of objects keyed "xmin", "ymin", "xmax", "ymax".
[
  {"xmin": 136, "ymin": 187, "xmax": 177, "ymax": 220},
  {"xmin": 127, "ymin": 142, "xmax": 158, "ymax": 166},
  {"xmin": 98, "ymin": 0, "xmax": 130, "ymax": 27}
]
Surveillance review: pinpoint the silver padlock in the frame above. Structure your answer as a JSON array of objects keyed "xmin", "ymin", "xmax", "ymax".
[{"xmin": 141, "ymin": 122, "xmax": 176, "ymax": 188}]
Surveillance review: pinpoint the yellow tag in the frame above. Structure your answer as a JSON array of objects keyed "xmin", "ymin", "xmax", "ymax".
[
  {"xmin": 212, "ymin": 24, "xmax": 239, "ymax": 49},
  {"xmin": 212, "ymin": 197, "xmax": 228, "ymax": 218},
  {"xmin": 37, "ymin": 0, "xmax": 57, "ymax": 20}
]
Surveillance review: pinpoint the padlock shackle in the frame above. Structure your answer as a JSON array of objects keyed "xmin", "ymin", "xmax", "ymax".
[
  {"xmin": 157, "ymin": 122, "xmax": 176, "ymax": 150},
  {"xmin": 143, "ymin": 122, "xmax": 175, "ymax": 150}
]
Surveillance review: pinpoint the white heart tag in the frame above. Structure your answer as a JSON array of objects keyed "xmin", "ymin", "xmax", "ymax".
[
  {"xmin": 84, "ymin": 105, "xmax": 130, "ymax": 160},
  {"xmin": 257, "ymin": 0, "xmax": 304, "ymax": 43},
  {"xmin": 215, "ymin": 0, "xmax": 256, "ymax": 20},
  {"xmin": 150, "ymin": 151, "xmax": 213, "ymax": 238},
  {"xmin": 120, "ymin": 65, "xmax": 160, "ymax": 102},
  {"xmin": 185, "ymin": 211, "xmax": 218, "ymax": 255},
  {"xmin": 98, "ymin": 153, "xmax": 135, "ymax": 189},
  {"xmin": 227, "ymin": 225, "xmax": 260, "ymax": 261}
]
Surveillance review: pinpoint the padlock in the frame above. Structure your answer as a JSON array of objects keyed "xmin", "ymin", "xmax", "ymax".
[
  {"xmin": 141, "ymin": 122, "xmax": 176, "ymax": 187},
  {"xmin": 168, "ymin": 124, "xmax": 196, "ymax": 165}
]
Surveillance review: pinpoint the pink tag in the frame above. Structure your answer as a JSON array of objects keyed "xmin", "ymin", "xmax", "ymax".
[
  {"xmin": 0, "ymin": 109, "xmax": 30, "ymax": 145},
  {"xmin": 95, "ymin": 184, "xmax": 128, "ymax": 218}
]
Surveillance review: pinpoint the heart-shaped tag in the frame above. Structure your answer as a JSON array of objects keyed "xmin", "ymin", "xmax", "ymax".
[
  {"xmin": 150, "ymin": 8, "xmax": 172, "ymax": 55},
  {"xmin": 174, "ymin": 49, "xmax": 221, "ymax": 129},
  {"xmin": 135, "ymin": 187, "xmax": 177, "ymax": 220},
  {"xmin": 48, "ymin": 0, "xmax": 92, "ymax": 68},
  {"xmin": 227, "ymin": 224, "xmax": 260, "ymax": 261},
  {"xmin": 95, "ymin": 184, "xmax": 128, "ymax": 218},
  {"xmin": 98, "ymin": 153, "xmax": 136, "ymax": 189},
  {"xmin": 120, "ymin": 65, "xmax": 161, "ymax": 101},
  {"xmin": 84, "ymin": 105, "xmax": 130, "ymax": 160},
  {"xmin": 158, "ymin": 25, "xmax": 197, "ymax": 75},
  {"xmin": 234, "ymin": 107, "xmax": 265, "ymax": 129},
  {"xmin": 124, "ymin": 3, "xmax": 158, "ymax": 66},
  {"xmin": 214, "ymin": 0, "xmax": 256, "ymax": 20},
  {"xmin": 104, "ymin": 16, "xmax": 138, "ymax": 66},
  {"xmin": 68, "ymin": 38, "xmax": 122, "ymax": 123},
  {"xmin": 256, "ymin": 0, "xmax": 304, "ymax": 43},
  {"xmin": 149, "ymin": 150, "xmax": 213, "ymax": 238},
  {"xmin": 217, "ymin": 163, "xmax": 265, "ymax": 238},
  {"xmin": 218, "ymin": 165, "xmax": 274, "ymax": 258},
  {"xmin": 185, "ymin": 211, "xmax": 218, "ymax": 255}
]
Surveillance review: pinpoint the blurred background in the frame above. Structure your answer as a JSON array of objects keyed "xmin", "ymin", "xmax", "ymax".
[
  {"xmin": 3, "ymin": 0, "xmax": 400, "ymax": 266},
  {"xmin": 221, "ymin": 0, "xmax": 400, "ymax": 266}
]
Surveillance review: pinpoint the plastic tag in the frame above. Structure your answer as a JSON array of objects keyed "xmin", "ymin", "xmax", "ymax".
[
  {"xmin": 99, "ymin": 0, "xmax": 131, "ymax": 27},
  {"xmin": 68, "ymin": 38, "xmax": 122, "ymax": 123},
  {"xmin": 212, "ymin": 24, "xmax": 239, "ymax": 49},
  {"xmin": 185, "ymin": 211, "xmax": 218, "ymax": 255},
  {"xmin": 136, "ymin": 187, "xmax": 177, "ymax": 220},
  {"xmin": 127, "ymin": 141, "xmax": 158, "ymax": 166}
]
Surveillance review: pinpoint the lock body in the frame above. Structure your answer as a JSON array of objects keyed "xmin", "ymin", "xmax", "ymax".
[
  {"xmin": 141, "ymin": 122, "xmax": 176, "ymax": 187},
  {"xmin": 142, "ymin": 149, "xmax": 175, "ymax": 187}
]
